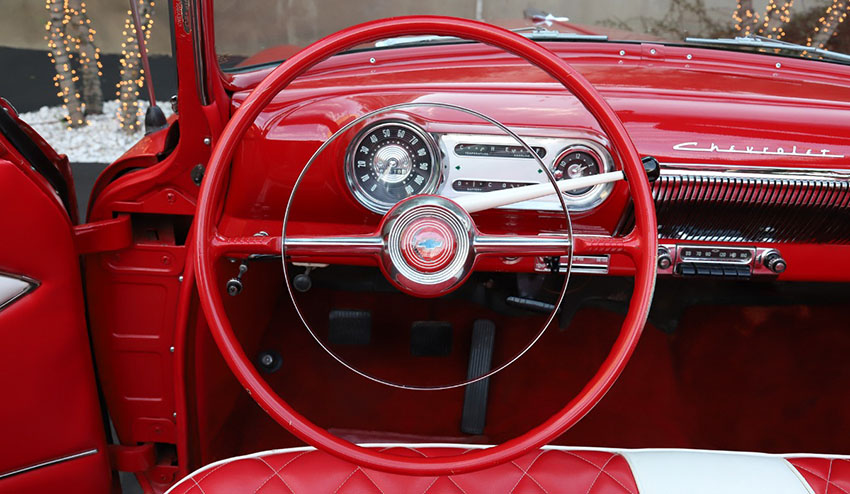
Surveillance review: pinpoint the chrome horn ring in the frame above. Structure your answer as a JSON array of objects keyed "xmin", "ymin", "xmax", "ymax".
[
  {"xmin": 381, "ymin": 195, "xmax": 476, "ymax": 297},
  {"xmin": 281, "ymin": 101, "xmax": 573, "ymax": 390}
]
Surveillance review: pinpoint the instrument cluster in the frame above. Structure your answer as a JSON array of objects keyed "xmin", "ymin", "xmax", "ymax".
[
  {"xmin": 344, "ymin": 121, "xmax": 441, "ymax": 214},
  {"xmin": 344, "ymin": 119, "xmax": 615, "ymax": 214}
]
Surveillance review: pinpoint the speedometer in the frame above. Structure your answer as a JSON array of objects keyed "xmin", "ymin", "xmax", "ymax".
[{"xmin": 345, "ymin": 121, "xmax": 440, "ymax": 213}]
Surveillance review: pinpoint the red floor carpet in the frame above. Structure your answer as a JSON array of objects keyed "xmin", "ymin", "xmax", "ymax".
[{"xmin": 209, "ymin": 300, "xmax": 850, "ymax": 461}]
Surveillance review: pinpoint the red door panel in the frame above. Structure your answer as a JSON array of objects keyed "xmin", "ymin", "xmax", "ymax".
[{"xmin": 0, "ymin": 157, "xmax": 111, "ymax": 493}]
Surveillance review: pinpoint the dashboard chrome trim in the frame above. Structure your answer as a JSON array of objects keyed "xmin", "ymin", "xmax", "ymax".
[
  {"xmin": 640, "ymin": 162, "xmax": 850, "ymax": 244},
  {"xmin": 437, "ymin": 133, "xmax": 615, "ymax": 212},
  {"xmin": 534, "ymin": 254, "xmax": 610, "ymax": 275},
  {"xmin": 660, "ymin": 162, "xmax": 850, "ymax": 181},
  {"xmin": 672, "ymin": 141, "xmax": 845, "ymax": 159}
]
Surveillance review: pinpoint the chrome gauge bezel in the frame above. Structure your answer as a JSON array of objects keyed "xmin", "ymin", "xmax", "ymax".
[
  {"xmin": 552, "ymin": 144, "xmax": 611, "ymax": 210},
  {"xmin": 344, "ymin": 120, "xmax": 442, "ymax": 214}
]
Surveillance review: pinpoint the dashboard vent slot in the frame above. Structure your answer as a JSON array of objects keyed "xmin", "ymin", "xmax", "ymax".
[{"xmin": 620, "ymin": 173, "xmax": 850, "ymax": 244}]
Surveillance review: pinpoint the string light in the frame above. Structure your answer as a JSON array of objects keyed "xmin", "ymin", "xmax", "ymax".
[
  {"xmin": 72, "ymin": 1, "xmax": 103, "ymax": 115},
  {"xmin": 808, "ymin": 0, "xmax": 848, "ymax": 49},
  {"xmin": 759, "ymin": 0, "xmax": 794, "ymax": 39},
  {"xmin": 733, "ymin": 0, "xmax": 760, "ymax": 36},
  {"xmin": 44, "ymin": 0, "xmax": 101, "ymax": 128},
  {"xmin": 116, "ymin": 0, "xmax": 155, "ymax": 132}
]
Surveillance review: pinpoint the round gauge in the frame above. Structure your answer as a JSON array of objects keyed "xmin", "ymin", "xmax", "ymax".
[
  {"xmin": 553, "ymin": 145, "xmax": 604, "ymax": 196},
  {"xmin": 345, "ymin": 121, "xmax": 440, "ymax": 214}
]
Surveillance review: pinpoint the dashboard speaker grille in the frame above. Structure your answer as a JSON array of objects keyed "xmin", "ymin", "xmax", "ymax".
[{"xmin": 619, "ymin": 174, "xmax": 850, "ymax": 243}]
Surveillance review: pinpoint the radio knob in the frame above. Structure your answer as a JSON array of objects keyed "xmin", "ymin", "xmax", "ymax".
[
  {"xmin": 657, "ymin": 246, "xmax": 672, "ymax": 270},
  {"xmin": 763, "ymin": 251, "xmax": 787, "ymax": 274}
]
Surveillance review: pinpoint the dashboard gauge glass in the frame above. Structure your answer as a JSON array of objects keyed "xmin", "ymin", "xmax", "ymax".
[
  {"xmin": 455, "ymin": 143, "xmax": 547, "ymax": 159},
  {"xmin": 553, "ymin": 146, "xmax": 604, "ymax": 196},
  {"xmin": 345, "ymin": 121, "xmax": 440, "ymax": 213}
]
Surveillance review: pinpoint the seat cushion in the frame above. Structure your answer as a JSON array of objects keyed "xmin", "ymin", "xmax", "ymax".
[
  {"xmin": 787, "ymin": 457, "xmax": 850, "ymax": 494},
  {"xmin": 167, "ymin": 445, "xmax": 850, "ymax": 494}
]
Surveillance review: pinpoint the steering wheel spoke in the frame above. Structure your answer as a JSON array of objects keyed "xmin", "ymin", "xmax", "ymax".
[
  {"xmin": 284, "ymin": 235, "xmax": 384, "ymax": 258},
  {"xmin": 211, "ymin": 233, "xmax": 386, "ymax": 262},
  {"xmin": 573, "ymin": 233, "xmax": 641, "ymax": 260},
  {"xmin": 456, "ymin": 171, "xmax": 625, "ymax": 213},
  {"xmin": 211, "ymin": 233, "xmax": 282, "ymax": 259},
  {"xmin": 473, "ymin": 233, "xmax": 570, "ymax": 257}
]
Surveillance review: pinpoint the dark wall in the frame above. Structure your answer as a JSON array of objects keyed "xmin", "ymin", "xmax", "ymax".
[{"xmin": 0, "ymin": 47, "xmax": 177, "ymax": 113}]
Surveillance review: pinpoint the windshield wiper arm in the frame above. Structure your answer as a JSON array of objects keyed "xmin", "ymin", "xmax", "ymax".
[
  {"xmin": 684, "ymin": 35, "xmax": 850, "ymax": 64},
  {"xmin": 375, "ymin": 29, "xmax": 606, "ymax": 48},
  {"xmin": 526, "ymin": 31, "xmax": 607, "ymax": 42}
]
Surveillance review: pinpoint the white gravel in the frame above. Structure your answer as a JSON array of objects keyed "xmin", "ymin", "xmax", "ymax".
[{"xmin": 18, "ymin": 99, "xmax": 173, "ymax": 163}]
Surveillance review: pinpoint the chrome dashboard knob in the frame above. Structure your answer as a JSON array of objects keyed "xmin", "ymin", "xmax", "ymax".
[
  {"xmin": 657, "ymin": 246, "xmax": 672, "ymax": 270},
  {"xmin": 763, "ymin": 250, "xmax": 787, "ymax": 274}
]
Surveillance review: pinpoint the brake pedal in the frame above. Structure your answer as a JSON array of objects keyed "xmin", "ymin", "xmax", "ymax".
[
  {"xmin": 328, "ymin": 309, "xmax": 371, "ymax": 345},
  {"xmin": 461, "ymin": 319, "xmax": 496, "ymax": 435},
  {"xmin": 410, "ymin": 321, "xmax": 453, "ymax": 357}
]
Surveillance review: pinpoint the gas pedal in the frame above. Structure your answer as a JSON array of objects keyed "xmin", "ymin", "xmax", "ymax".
[{"xmin": 461, "ymin": 319, "xmax": 496, "ymax": 435}]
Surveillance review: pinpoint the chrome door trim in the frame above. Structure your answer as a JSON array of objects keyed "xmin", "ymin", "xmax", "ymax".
[
  {"xmin": 0, "ymin": 448, "xmax": 98, "ymax": 480},
  {"xmin": 0, "ymin": 272, "xmax": 39, "ymax": 313}
]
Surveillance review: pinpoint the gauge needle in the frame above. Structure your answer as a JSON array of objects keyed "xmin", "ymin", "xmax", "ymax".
[{"xmin": 453, "ymin": 170, "xmax": 625, "ymax": 213}]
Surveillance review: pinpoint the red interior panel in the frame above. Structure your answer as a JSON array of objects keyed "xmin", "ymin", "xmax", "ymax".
[{"xmin": 0, "ymin": 158, "xmax": 111, "ymax": 493}]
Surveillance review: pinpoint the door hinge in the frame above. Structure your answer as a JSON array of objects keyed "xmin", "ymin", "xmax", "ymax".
[
  {"xmin": 74, "ymin": 215, "xmax": 132, "ymax": 255},
  {"xmin": 107, "ymin": 443, "xmax": 155, "ymax": 473}
]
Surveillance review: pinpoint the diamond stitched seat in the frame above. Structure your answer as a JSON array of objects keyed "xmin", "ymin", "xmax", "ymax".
[
  {"xmin": 167, "ymin": 445, "xmax": 850, "ymax": 494},
  {"xmin": 167, "ymin": 447, "xmax": 637, "ymax": 494}
]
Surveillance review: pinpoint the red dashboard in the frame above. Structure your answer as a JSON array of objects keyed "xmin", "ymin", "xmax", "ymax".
[{"xmin": 219, "ymin": 41, "xmax": 850, "ymax": 282}]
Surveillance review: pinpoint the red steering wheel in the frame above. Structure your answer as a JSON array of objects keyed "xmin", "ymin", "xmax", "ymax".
[{"xmin": 194, "ymin": 16, "xmax": 657, "ymax": 476}]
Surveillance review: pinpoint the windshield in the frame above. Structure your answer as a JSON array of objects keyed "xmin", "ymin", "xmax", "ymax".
[{"xmin": 214, "ymin": 0, "xmax": 850, "ymax": 70}]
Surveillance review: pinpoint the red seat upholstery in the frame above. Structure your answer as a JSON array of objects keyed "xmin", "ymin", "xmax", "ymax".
[
  {"xmin": 167, "ymin": 446, "xmax": 638, "ymax": 494},
  {"xmin": 168, "ymin": 446, "xmax": 850, "ymax": 494},
  {"xmin": 787, "ymin": 457, "xmax": 850, "ymax": 494}
]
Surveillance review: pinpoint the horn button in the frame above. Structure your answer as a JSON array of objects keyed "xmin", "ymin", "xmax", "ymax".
[
  {"xmin": 381, "ymin": 196, "xmax": 476, "ymax": 297},
  {"xmin": 400, "ymin": 218, "xmax": 456, "ymax": 273}
]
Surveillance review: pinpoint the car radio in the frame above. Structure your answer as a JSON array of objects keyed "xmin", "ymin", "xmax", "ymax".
[{"xmin": 657, "ymin": 244, "xmax": 786, "ymax": 278}]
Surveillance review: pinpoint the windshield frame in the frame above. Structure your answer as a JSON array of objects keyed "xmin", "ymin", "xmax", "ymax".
[
  {"xmin": 220, "ymin": 38, "xmax": 850, "ymax": 78},
  {"xmin": 211, "ymin": 1, "xmax": 850, "ymax": 75}
]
